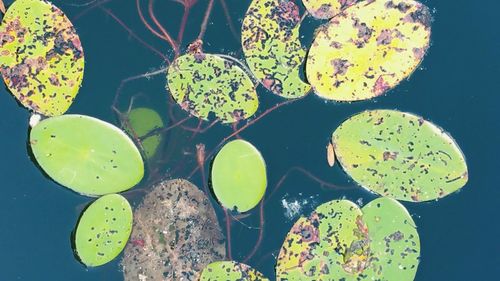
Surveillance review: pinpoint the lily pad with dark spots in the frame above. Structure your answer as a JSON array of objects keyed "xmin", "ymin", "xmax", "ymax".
[
  {"xmin": 200, "ymin": 261, "xmax": 269, "ymax": 281},
  {"xmin": 30, "ymin": 114, "xmax": 144, "ymax": 196},
  {"xmin": 0, "ymin": 0, "xmax": 84, "ymax": 116},
  {"xmin": 75, "ymin": 194, "xmax": 133, "ymax": 267},
  {"xmin": 331, "ymin": 109, "xmax": 468, "ymax": 202},
  {"xmin": 302, "ymin": 0, "xmax": 359, "ymax": 19},
  {"xmin": 242, "ymin": 0, "xmax": 310, "ymax": 98},
  {"xmin": 167, "ymin": 52, "xmax": 258, "ymax": 123},
  {"xmin": 306, "ymin": 0, "xmax": 431, "ymax": 101},
  {"xmin": 121, "ymin": 179, "xmax": 225, "ymax": 281}
]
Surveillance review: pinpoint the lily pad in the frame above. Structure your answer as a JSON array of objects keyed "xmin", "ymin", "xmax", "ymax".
[
  {"xmin": 0, "ymin": 0, "xmax": 84, "ymax": 116},
  {"xmin": 211, "ymin": 139, "xmax": 267, "ymax": 212},
  {"xmin": 302, "ymin": 0, "xmax": 359, "ymax": 19},
  {"xmin": 122, "ymin": 179, "xmax": 225, "ymax": 281},
  {"xmin": 332, "ymin": 109, "xmax": 468, "ymax": 202},
  {"xmin": 75, "ymin": 194, "xmax": 133, "ymax": 267},
  {"xmin": 306, "ymin": 0, "xmax": 431, "ymax": 101},
  {"xmin": 167, "ymin": 52, "xmax": 258, "ymax": 123},
  {"xmin": 200, "ymin": 261, "xmax": 269, "ymax": 281},
  {"xmin": 276, "ymin": 197, "xmax": 420, "ymax": 280},
  {"xmin": 124, "ymin": 107, "xmax": 163, "ymax": 159},
  {"xmin": 30, "ymin": 114, "xmax": 144, "ymax": 196},
  {"xmin": 242, "ymin": 0, "xmax": 310, "ymax": 98},
  {"xmin": 361, "ymin": 197, "xmax": 420, "ymax": 280}
]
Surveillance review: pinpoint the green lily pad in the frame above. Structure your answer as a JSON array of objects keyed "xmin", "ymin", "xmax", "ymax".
[
  {"xmin": 302, "ymin": 0, "xmax": 359, "ymax": 19},
  {"xmin": 211, "ymin": 139, "xmax": 267, "ymax": 212},
  {"xmin": 124, "ymin": 107, "xmax": 163, "ymax": 159},
  {"xmin": 0, "ymin": 0, "xmax": 84, "ymax": 116},
  {"xmin": 242, "ymin": 0, "xmax": 310, "ymax": 98},
  {"xmin": 332, "ymin": 109, "xmax": 468, "ymax": 202},
  {"xmin": 361, "ymin": 197, "xmax": 420, "ymax": 280},
  {"xmin": 200, "ymin": 261, "xmax": 269, "ymax": 281},
  {"xmin": 167, "ymin": 53, "xmax": 258, "ymax": 123},
  {"xmin": 30, "ymin": 114, "xmax": 144, "ymax": 196},
  {"xmin": 306, "ymin": 0, "xmax": 431, "ymax": 101},
  {"xmin": 75, "ymin": 194, "xmax": 133, "ymax": 267},
  {"xmin": 276, "ymin": 197, "xmax": 420, "ymax": 280},
  {"xmin": 122, "ymin": 179, "xmax": 225, "ymax": 280}
]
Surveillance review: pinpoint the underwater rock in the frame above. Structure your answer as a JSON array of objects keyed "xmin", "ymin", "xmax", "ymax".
[{"xmin": 121, "ymin": 179, "xmax": 225, "ymax": 281}]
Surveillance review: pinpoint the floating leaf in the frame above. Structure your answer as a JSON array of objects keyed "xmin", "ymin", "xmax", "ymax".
[
  {"xmin": 124, "ymin": 107, "xmax": 163, "ymax": 159},
  {"xmin": 75, "ymin": 194, "xmax": 133, "ymax": 267},
  {"xmin": 242, "ymin": 0, "xmax": 310, "ymax": 98},
  {"xmin": 361, "ymin": 197, "xmax": 420, "ymax": 280},
  {"xmin": 306, "ymin": 0, "xmax": 431, "ymax": 101},
  {"xmin": 200, "ymin": 261, "xmax": 269, "ymax": 281},
  {"xmin": 332, "ymin": 109, "xmax": 468, "ymax": 202},
  {"xmin": 211, "ymin": 139, "xmax": 267, "ymax": 212},
  {"xmin": 122, "ymin": 179, "xmax": 225, "ymax": 280},
  {"xmin": 30, "ymin": 115, "xmax": 144, "ymax": 196},
  {"xmin": 302, "ymin": 0, "xmax": 359, "ymax": 19},
  {"xmin": 0, "ymin": 0, "xmax": 84, "ymax": 116},
  {"xmin": 276, "ymin": 197, "xmax": 420, "ymax": 280},
  {"xmin": 167, "ymin": 52, "xmax": 258, "ymax": 123}
]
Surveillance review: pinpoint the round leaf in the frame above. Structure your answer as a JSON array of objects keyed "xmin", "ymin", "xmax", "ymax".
[
  {"xmin": 200, "ymin": 261, "xmax": 269, "ymax": 281},
  {"xmin": 302, "ymin": 0, "xmax": 359, "ymax": 19},
  {"xmin": 211, "ymin": 139, "xmax": 267, "ymax": 212},
  {"xmin": 122, "ymin": 179, "xmax": 225, "ymax": 280},
  {"xmin": 30, "ymin": 114, "xmax": 144, "ymax": 196},
  {"xmin": 332, "ymin": 109, "xmax": 468, "ymax": 202},
  {"xmin": 167, "ymin": 53, "xmax": 258, "ymax": 123},
  {"xmin": 361, "ymin": 197, "xmax": 420, "ymax": 280},
  {"xmin": 242, "ymin": 0, "xmax": 310, "ymax": 98},
  {"xmin": 124, "ymin": 107, "xmax": 163, "ymax": 159},
  {"xmin": 0, "ymin": 0, "xmax": 84, "ymax": 116},
  {"xmin": 306, "ymin": 0, "xmax": 431, "ymax": 101},
  {"xmin": 75, "ymin": 194, "xmax": 133, "ymax": 267}
]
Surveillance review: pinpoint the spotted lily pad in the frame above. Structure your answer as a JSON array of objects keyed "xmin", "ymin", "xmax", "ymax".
[
  {"xmin": 124, "ymin": 107, "xmax": 163, "ymax": 159},
  {"xmin": 306, "ymin": 0, "xmax": 431, "ymax": 101},
  {"xmin": 332, "ymin": 109, "xmax": 468, "ymax": 202},
  {"xmin": 302, "ymin": 0, "xmax": 359, "ymax": 19},
  {"xmin": 30, "ymin": 115, "xmax": 144, "ymax": 196},
  {"xmin": 167, "ymin": 52, "xmax": 258, "ymax": 123},
  {"xmin": 75, "ymin": 194, "xmax": 133, "ymax": 267},
  {"xmin": 200, "ymin": 261, "xmax": 269, "ymax": 281},
  {"xmin": 122, "ymin": 179, "xmax": 225, "ymax": 281},
  {"xmin": 0, "ymin": 0, "xmax": 84, "ymax": 116},
  {"xmin": 276, "ymin": 197, "xmax": 420, "ymax": 280},
  {"xmin": 211, "ymin": 139, "xmax": 267, "ymax": 212},
  {"xmin": 242, "ymin": 0, "xmax": 310, "ymax": 98}
]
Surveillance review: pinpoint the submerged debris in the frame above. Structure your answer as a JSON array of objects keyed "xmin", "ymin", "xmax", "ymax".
[{"xmin": 122, "ymin": 179, "xmax": 225, "ymax": 281}]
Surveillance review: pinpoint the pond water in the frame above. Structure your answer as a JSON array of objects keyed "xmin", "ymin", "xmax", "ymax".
[{"xmin": 0, "ymin": 0, "xmax": 498, "ymax": 280}]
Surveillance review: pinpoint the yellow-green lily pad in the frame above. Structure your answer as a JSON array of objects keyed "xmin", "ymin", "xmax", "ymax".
[
  {"xmin": 332, "ymin": 109, "xmax": 468, "ymax": 202},
  {"xmin": 302, "ymin": 0, "xmax": 359, "ymax": 19},
  {"xmin": 306, "ymin": 0, "xmax": 431, "ymax": 101},
  {"xmin": 0, "ymin": 0, "xmax": 84, "ymax": 116},
  {"xmin": 30, "ymin": 115, "xmax": 144, "ymax": 196},
  {"xmin": 75, "ymin": 194, "xmax": 133, "ymax": 267},
  {"xmin": 167, "ymin": 53, "xmax": 258, "ymax": 123},
  {"xmin": 200, "ymin": 261, "xmax": 269, "ymax": 281},
  {"xmin": 242, "ymin": 0, "xmax": 310, "ymax": 98}
]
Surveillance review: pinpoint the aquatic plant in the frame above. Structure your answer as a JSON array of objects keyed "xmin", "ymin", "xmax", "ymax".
[
  {"xmin": 200, "ymin": 261, "xmax": 269, "ymax": 281},
  {"xmin": 124, "ymin": 107, "xmax": 164, "ymax": 159},
  {"xmin": 75, "ymin": 194, "xmax": 133, "ymax": 267}
]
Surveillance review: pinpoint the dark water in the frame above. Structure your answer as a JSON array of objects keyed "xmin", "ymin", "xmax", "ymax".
[{"xmin": 0, "ymin": 0, "xmax": 498, "ymax": 280}]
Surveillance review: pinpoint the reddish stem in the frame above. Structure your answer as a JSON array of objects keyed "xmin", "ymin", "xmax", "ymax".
[
  {"xmin": 73, "ymin": 0, "xmax": 113, "ymax": 20},
  {"xmin": 148, "ymin": 0, "xmax": 179, "ymax": 54},
  {"xmin": 140, "ymin": 115, "xmax": 192, "ymax": 140},
  {"xmin": 243, "ymin": 200, "xmax": 264, "ymax": 263},
  {"xmin": 224, "ymin": 208, "xmax": 233, "ymax": 260},
  {"xmin": 136, "ymin": 0, "xmax": 171, "ymax": 42},
  {"xmin": 197, "ymin": 0, "xmax": 215, "ymax": 40},
  {"xmin": 218, "ymin": 0, "xmax": 239, "ymax": 41},
  {"xmin": 99, "ymin": 7, "xmax": 169, "ymax": 62},
  {"xmin": 177, "ymin": 7, "xmax": 190, "ymax": 46}
]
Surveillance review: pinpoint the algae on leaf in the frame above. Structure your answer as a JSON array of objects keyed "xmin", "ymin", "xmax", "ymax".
[
  {"xmin": 167, "ymin": 52, "xmax": 258, "ymax": 123},
  {"xmin": 307, "ymin": 0, "xmax": 431, "ymax": 101},
  {"xmin": 75, "ymin": 194, "xmax": 133, "ymax": 267},
  {"xmin": 30, "ymin": 115, "xmax": 144, "ymax": 196},
  {"xmin": 242, "ymin": 0, "xmax": 310, "ymax": 98},
  {"xmin": 0, "ymin": 0, "xmax": 84, "ymax": 116},
  {"xmin": 332, "ymin": 109, "xmax": 468, "ymax": 202},
  {"xmin": 122, "ymin": 179, "xmax": 225, "ymax": 281},
  {"xmin": 200, "ymin": 261, "xmax": 269, "ymax": 281},
  {"xmin": 302, "ymin": 0, "xmax": 359, "ymax": 19}
]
